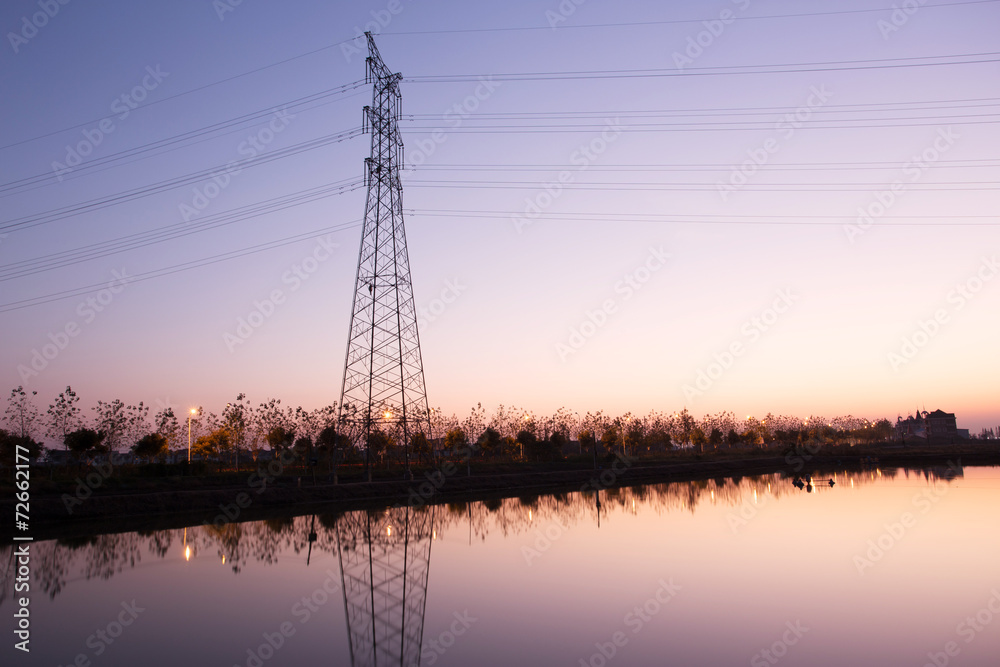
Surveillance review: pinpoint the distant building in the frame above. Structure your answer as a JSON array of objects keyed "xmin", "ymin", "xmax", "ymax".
[{"xmin": 895, "ymin": 408, "xmax": 968, "ymax": 443}]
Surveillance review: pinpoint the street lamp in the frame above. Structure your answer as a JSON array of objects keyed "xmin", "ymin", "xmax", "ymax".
[{"xmin": 187, "ymin": 408, "xmax": 198, "ymax": 463}]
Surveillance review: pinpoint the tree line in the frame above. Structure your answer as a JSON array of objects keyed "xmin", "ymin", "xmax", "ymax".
[{"xmin": 1, "ymin": 385, "xmax": 926, "ymax": 468}]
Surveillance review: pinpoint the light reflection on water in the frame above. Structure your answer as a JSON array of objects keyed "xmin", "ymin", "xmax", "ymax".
[{"xmin": 3, "ymin": 465, "xmax": 999, "ymax": 666}]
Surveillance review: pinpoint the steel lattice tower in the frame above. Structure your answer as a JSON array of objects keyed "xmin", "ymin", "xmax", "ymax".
[
  {"xmin": 335, "ymin": 507, "xmax": 435, "ymax": 667},
  {"xmin": 339, "ymin": 33, "xmax": 430, "ymax": 473}
]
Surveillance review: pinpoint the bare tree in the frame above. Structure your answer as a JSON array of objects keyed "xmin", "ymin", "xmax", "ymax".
[
  {"xmin": 46, "ymin": 386, "xmax": 82, "ymax": 447},
  {"xmin": 4, "ymin": 386, "xmax": 40, "ymax": 440}
]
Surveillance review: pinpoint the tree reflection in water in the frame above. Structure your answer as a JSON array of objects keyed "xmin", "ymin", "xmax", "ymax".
[{"xmin": 0, "ymin": 465, "xmax": 962, "ymax": 608}]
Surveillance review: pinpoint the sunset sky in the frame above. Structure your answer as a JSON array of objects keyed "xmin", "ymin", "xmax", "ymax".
[{"xmin": 1, "ymin": 0, "xmax": 997, "ymax": 433}]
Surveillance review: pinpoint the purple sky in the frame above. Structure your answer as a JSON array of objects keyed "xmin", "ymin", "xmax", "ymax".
[{"xmin": 1, "ymin": 0, "xmax": 997, "ymax": 433}]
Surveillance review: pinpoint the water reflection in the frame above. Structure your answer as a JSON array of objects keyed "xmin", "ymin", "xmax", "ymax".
[
  {"xmin": 0, "ymin": 464, "xmax": 969, "ymax": 665},
  {"xmin": 336, "ymin": 506, "xmax": 434, "ymax": 667}
]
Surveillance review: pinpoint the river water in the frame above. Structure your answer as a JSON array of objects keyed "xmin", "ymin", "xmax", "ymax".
[{"xmin": 4, "ymin": 464, "xmax": 999, "ymax": 666}]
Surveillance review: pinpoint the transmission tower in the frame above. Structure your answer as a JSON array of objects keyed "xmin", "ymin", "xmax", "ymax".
[
  {"xmin": 339, "ymin": 33, "xmax": 430, "ymax": 476},
  {"xmin": 335, "ymin": 507, "xmax": 435, "ymax": 667}
]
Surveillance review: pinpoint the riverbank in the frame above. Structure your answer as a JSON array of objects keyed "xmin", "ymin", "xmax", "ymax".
[{"xmin": 4, "ymin": 443, "xmax": 998, "ymax": 542}]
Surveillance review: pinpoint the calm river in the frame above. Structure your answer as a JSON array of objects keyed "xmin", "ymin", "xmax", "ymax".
[{"xmin": 4, "ymin": 465, "xmax": 999, "ymax": 666}]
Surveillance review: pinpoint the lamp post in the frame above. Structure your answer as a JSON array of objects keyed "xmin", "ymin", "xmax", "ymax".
[{"xmin": 187, "ymin": 408, "xmax": 198, "ymax": 463}]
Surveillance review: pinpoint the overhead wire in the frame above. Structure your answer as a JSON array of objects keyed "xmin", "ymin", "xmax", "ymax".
[
  {"xmin": 410, "ymin": 208, "xmax": 1000, "ymax": 226},
  {"xmin": 0, "ymin": 179, "xmax": 364, "ymax": 282},
  {"xmin": 378, "ymin": 0, "xmax": 1000, "ymax": 36},
  {"xmin": 0, "ymin": 219, "xmax": 363, "ymax": 313},
  {"xmin": 406, "ymin": 51, "xmax": 1000, "ymax": 82},
  {"xmin": 0, "ymin": 127, "xmax": 363, "ymax": 233},
  {"xmin": 0, "ymin": 80, "xmax": 367, "ymax": 197}
]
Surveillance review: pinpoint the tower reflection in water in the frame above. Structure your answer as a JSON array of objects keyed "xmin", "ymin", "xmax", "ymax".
[{"xmin": 335, "ymin": 506, "xmax": 435, "ymax": 667}]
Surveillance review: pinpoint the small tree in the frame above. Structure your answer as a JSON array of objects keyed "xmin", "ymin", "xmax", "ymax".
[
  {"xmin": 223, "ymin": 393, "xmax": 252, "ymax": 469},
  {"xmin": 153, "ymin": 407, "xmax": 180, "ymax": 452},
  {"xmin": 92, "ymin": 400, "xmax": 129, "ymax": 452},
  {"xmin": 194, "ymin": 429, "xmax": 229, "ymax": 459},
  {"xmin": 133, "ymin": 433, "xmax": 168, "ymax": 460},
  {"xmin": 709, "ymin": 428, "xmax": 723, "ymax": 449},
  {"xmin": 691, "ymin": 427, "xmax": 707, "ymax": 453},
  {"xmin": 65, "ymin": 428, "xmax": 105, "ymax": 457},
  {"xmin": 600, "ymin": 426, "xmax": 618, "ymax": 454},
  {"xmin": 367, "ymin": 429, "xmax": 392, "ymax": 464},
  {"xmin": 0, "ymin": 429, "xmax": 42, "ymax": 460},
  {"xmin": 444, "ymin": 427, "xmax": 468, "ymax": 454},
  {"xmin": 46, "ymin": 386, "xmax": 82, "ymax": 446},
  {"xmin": 550, "ymin": 429, "xmax": 568, "ymax": 455},
  {"xmin": 476, "ymin": 427, "xmax": 501, "ymax": 459},
  {"xmin": 516, "ymin": 429, "xmax": 537, "ymax": 461},
  {"xmin": 409, "ymin": 431, "xmax": 431, "ymax": 464},
  {"xmin": 4, "ymin": 386, "xmax": 40, "ymax": 440},
  {"xmin": 266, "ymin": 426, "xmax": 295, "ymax": 452}
]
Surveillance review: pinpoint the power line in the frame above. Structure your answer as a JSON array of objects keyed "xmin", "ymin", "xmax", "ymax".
[
  {"xmin": 0, "ymin": 179, "xmax": 364, "ymax": 282},
  {"xmin": 403, "ymin": 118, "xmax": 1000, "ymax": 133},
  {"xmin": 411, "ymin": 209, "xmax": 1000, "ymax": 226},
  {"xmin": 0, "ymin": 220, "xmax": 362, "ymax": 313},
  {"xmin": 379, "ymin": 0, "xmax": 1000, "ymax": 37},
  {"xmin": 406, "ymin": 52, "xmax": 1000, "ymax": 83},
  {"xmin": 407, "ymin": 179, "xmax": 1000, "ymax": 192},
  {"xmin": 1, "ymin": 48, "xmax": 361, "ymax": 150},
  {"xmin": 412, "ymin": 159, "xmax": 1000, "ymax": 173},
  {"xmin": 0, "ymin": 128, "xmax": 363, "ymax": 233},
  {"xmin": 408, "ymin": 104, "xmax": 1000, "ymax": 122},
  {"xmin": 0, "ymin": 81, "xmax": 366, "ymax": 196}
]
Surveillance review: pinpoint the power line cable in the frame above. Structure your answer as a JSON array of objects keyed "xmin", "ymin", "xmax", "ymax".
[
  {"xmin": 0, "ymin": 179, "xmax": 364, "ymax": 281},
  {"xmin": 0, "ymin": 81, "xmax": 366, "ymax": 196},
  {"xmin": 0, "ymin": 220, "xmax": 363, "ymax": 313},
  {"xmin": 379, "ymin": 0, "xmax": 1000, "ymax": 37},
  {"xmin": 406, "ymin": 52, "xmax": 1000, "ymax": 83},
  {"xmin": 0, "ymin": 128, "xmax": 363, "ymax": 233}
]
